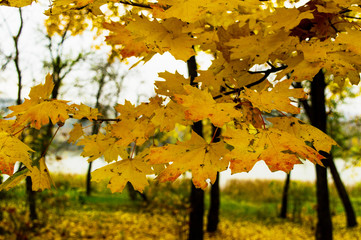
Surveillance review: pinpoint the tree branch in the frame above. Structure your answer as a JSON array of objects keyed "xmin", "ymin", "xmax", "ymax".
[
  {"xmin": 118, "ymin": 0, "xmax": 153, "ymax": 9},
  {"xmin": 213, "ymin": 63, "xmax": 288, "ymax": 100},
  {"xmin": 341, "ymin": 15, "xmax": 361, "ymax": 20},
  {"xmin": 14, "ymin": 8, "xmax": 24, "ymax": 105}
]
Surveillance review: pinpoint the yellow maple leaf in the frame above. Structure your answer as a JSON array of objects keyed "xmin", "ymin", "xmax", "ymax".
[
  {"xmin": 70, "ymin": 103, "xmax": 101, "ymax": 121},
  {"xmin": 268, "ymin": 116, "xmax": 338, "ymax": 153},
  {"xmin": 0, "ymin": 131, "xmax": 33, "ymax": 174},
  {"xmin": 241, "ymin": 79, "xmax": 306, "ymax": 114},
  {"xmin": 134, "ymin": 96, "xmax": 164, "ymax": 118},
  {"xmin": 49, "ymin": 0, "xmax": 106, "ymax": 15},
  {"xmin": 223, "ymin": 125, "xmax": 324, "ymax": 174},
  {"xmin": 110, "ymin": 118, "xmax": 155, "ymax": 146},
  {"xmin": 91, "ymin": 152, "xmax": 153, "ymax": 193},
  {"xmin": 126, "ymin": 15, "xmax": 195, "ymax": 61},
  {"xmin": 174, "ymin": 85, "xmax": 242, "ymax": 127},
  {"xmin": 0, "ymin": 0, "xmax": 34, "ymax": 7},
  {"xmin": 29, "ymin": 74, "xmax": 54, "ymax": 100},
  {"xmin": 0, "ymin": 119, "xmax": 23, "ymax": 136},
  {"xmin": 7, "ymin": 99, "xmax": 70, "ymax": 129},
  {"xmin": 103, "ymin": 21, "xmax": 150, "ymax": 58},
  {"xmin": 27, "ymin": 157, "xmax": 54, "ymax": 191},
  {"xmin": 77, "ymin": 133, "xmax": 128, "ymax": 162},
  {"xmin": 156, "ymin": 0, "xmax": 209, "ymax": 23},
  {"xmin": 68, "ymin": 123, "xmax": 84, "ymax": 144},
  {"xmin": 151, "ymin": 101, "xmax": 192, "ymax": 131},
  {"xmin": 148, "ymin": 131, "xmax": 229, "ymax": 189},
  {"xmin": 114, "ymin": 100, "xmax": 139, "ymax": 119},
  {"xmin": 265, "ymin": 8, "xmax": 314, "ymax": 31},
  {"xmin": 227, "ymin": 31, "xmax": 290, "ymax": 63},
  {"xmin": 155, "ymin": 71, "xmax": 189, "ymax": 97},
  {"xmin": 6, "ymin": 74, "xmax": 70, "ymax": 129}
]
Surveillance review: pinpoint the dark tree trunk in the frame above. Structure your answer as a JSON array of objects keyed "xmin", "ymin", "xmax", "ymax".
[
  {"xmin": 315, "ymin": 164, "xmax": 332, "ymax": 240},
  {"xmin": 327, "ymin": 155, "xmax": 357, "ymax": 227},
  {"xmin": 127, "ymin": 182, "xmax": 137, "ymax": 200},
  {"xmin": 309, "ymin": 70, "xmax": 333, "ymax": 240},
  {"xmin": 86, "ymin": 120, "xmax": 101, "ymax": 196},
  {"xmin": 207, "ymin": 125, "xmax": 221, "ymax": 232},
  {"xmin": 189, "ymin": 181, "xmax": 205, "ymax": 240},
  {"xmin": 187, "ymin": 55, "xmax": 205, "ymax": 240},
  {"xmin": 86, "ymin": 161, "xmax": 93, "ymax": 196},
  {"xmin": 26, "ymin": 177, "xmax": 37, "ymax": 220},
  {"xmin": 279, "ymin": 172, "xmax": 291, "ymax": 219},
  {"xmin": 207, "ymin": 172, "xmax": 220, "ymax": 232}
]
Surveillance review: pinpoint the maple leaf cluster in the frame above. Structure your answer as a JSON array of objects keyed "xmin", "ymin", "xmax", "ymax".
[{"xmin": 1, "ymin": 0, "xmax": 359, "ymax": 192}]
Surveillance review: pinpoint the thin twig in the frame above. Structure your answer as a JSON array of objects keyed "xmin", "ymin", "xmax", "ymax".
[
  {"xmin": 210, "ymin": 127, "xmax": 219, "ymax": 143},
  {"xmin": 94, "ymin": 118, "xmax": 121, "ymax": 122},
  {"xmin": 11, "ymin": 124, "xmax": 30, "ymax": 137},
  {"xmin": 41, "ymin": 125, "xmax": 61, "ymax": 158}
]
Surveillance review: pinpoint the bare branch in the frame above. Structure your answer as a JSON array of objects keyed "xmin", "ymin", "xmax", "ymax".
[{"xmin": 13, "ymin": 8, "xmax": 24, "ymax": 105}]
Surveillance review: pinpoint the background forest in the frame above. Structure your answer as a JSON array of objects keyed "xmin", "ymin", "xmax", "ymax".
[{"xmin": 1, "ymin": 0, "xmax": 361, "ymax": 240}]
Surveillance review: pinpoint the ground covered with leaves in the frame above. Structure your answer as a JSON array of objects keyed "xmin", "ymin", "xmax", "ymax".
[{"xmin": 1, "ymin": 175, "xmax": 361, "ymax": 239}]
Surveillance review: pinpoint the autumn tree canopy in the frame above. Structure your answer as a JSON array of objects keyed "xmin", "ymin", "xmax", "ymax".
[{"xmin": 0, "ymin": 0, "xmax": 360, "ymax": 193}]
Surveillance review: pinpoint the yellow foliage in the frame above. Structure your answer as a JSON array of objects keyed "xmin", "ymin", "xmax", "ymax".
[
  {"xmin": 241, "ymin": 79, "xmax": 306, "ymax": 114},
  {"xmin": 6, "ymin": 74, "xmax": 70, "ymax": 129},
  {"xmin": 92, "ymin": 151, "xmax": 153, "ymax": 193},
  {"xmin": 148, "ymin": 131, "xmax": 229, "ymax": 189}
]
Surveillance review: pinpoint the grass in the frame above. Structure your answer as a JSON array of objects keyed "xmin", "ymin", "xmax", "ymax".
[{"xmin": 1, "ymin": 174, "xmax": 361, "ymax": 239}]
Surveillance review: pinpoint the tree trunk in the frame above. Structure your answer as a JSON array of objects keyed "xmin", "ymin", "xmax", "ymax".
[
  {"xmin": 309, "ymin": 70, "xmax": 333, "ymax": 240},
  {"xmin": 127, "ymin": 182, "xmax": 137, "ymax": 200},
  {"xmin": 187, "ymin": 55, "xmax": 205, "ymax": 240},
  {"xmin": 207, "ymin": 172, "xmax": 220, "ymax": 232},
  {"xmin": 26, "ymin": 176, "xmax": 37, "ymax": 220},
  {"xmin": 86, "ymin": 161, "xmax": 93, "ymax": 196},
  {"xmin": 189, "ymin": 181, "xmax": 205, "ymax": 240},
  {"xmin": 279, "ymin": 172, "xmax": 291, "ymax": 219},
  {"xmin": 207, "ymin": 125, "xmax": 221, "ymax": 232},
  {"xmin": 327, "ymin": 155, "xmax": 357, "ymax": 227}
]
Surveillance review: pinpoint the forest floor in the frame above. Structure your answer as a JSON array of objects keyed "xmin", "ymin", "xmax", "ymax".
[{"xmin": 1, "ymin": 174, "xmax": 361, "ymax": 239}]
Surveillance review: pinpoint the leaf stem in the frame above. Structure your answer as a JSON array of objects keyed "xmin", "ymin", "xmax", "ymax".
[
  {"xmin": 210, "ymin": 127, "xmax": 219, "ymax": 143},
  {"xmin": 130, "ymin": 141, "xmax": 137, "ymax": 159},
  {"xmin": 41, "ymin": 125, "xmax": 61, "ymax": 158},
  {"xmin": 11, "ymin": 124, "xmax": 30, "ymax": 137}
]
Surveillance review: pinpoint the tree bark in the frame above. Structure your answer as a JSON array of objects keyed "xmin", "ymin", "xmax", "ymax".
[
  {"xmin": 187, "ymin": 55, "xmax": 205, "ymax": 240},
  {"xmin": 327, "ymin": 155, "xmax": 357, "ymax": 227},
  {"xmin": 26, "ymin": 177, "xmax": 38, "ymax": 220},
  {"xmin": 279, "ymin": 172, "xmax": 291, "ymax": 219},
  {"xmin": 309, "ymin": 70, "xmax": 333, "ymax": 240},
  {"xmin": 188, "ymin": 120, "xmax": 204, "ymax": 240},
  {"xmin": 207, "ymin": 172, "xmax": 220, "ymax": 232},
  {"xmin": 86, "ymin": 161, "xmax": 93, "ymax": 196},
  {"xmin": 14, "ymin": 8, "xmax": 23, "ymax": 105},
  {"xmin": 189, "ymin": 179, "xmax": 205, "ymax": 240},
  {"xmin": 207, "ymin": 125, "xmax": 221, "ymax": 232}
]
